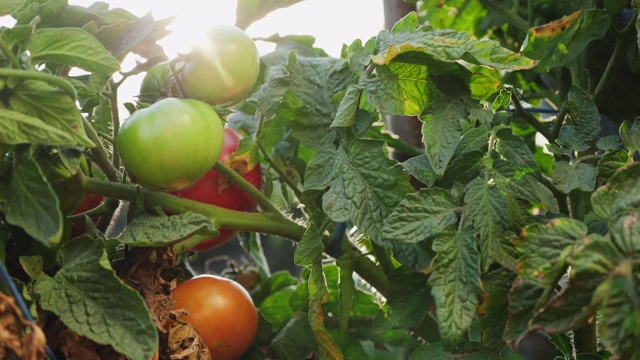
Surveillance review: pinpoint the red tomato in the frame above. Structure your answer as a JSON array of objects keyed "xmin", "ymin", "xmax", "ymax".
[
  {"xmin": 171, "ymin": 275, "xmax": 258, "ymax": 359},
  {"xmin": 70, "ymin": 194, "xmax": 104, "ymax": 237},
  {"xmin": 171, "ymin": 127, "xmax": 261, "ymax": 251}
]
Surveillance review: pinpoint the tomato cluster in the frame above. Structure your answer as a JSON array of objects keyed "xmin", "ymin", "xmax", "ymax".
[{"xmin": 113, "ymin": 25, "xmax": 262, "ymax": 357}]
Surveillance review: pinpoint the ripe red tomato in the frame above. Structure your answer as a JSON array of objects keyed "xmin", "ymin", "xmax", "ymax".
[
  {"xmin": 171, "ymin": 275, "xmax": 258, "ymax": 359},
  {"xmin": 182, "ymin": 25, "xmax": 260, "ymax": 106},
  {"xmin": 70, "ymin": 193, "xmax": 104, "ymax": 237},
  {"xmin": 171, "ymin": 127, "xmax": 261, "ymax": 251}
]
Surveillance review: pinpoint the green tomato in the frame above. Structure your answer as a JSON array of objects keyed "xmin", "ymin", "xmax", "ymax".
[
  {"xmin": 182, "ymin": 25, "xmax": 260, "ymax": 106},
  {"xmin": 116, "ymin": 98, "xmax": 224, "ymax": 192}
]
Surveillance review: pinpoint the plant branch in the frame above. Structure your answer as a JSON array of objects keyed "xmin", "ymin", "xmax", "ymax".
[
  {"xmin": 213, "ymin": 160, "xmax": 281, "ymax": 214},
  {"xmin": 0, "ymin": 38, "xmax": 21, "ymax": 68},
  {"xmin": 593, "ymin": 14, "xmax": 637, "ymax": 104},
  {"xmin": 511, "ymin": 92, "xmax": 552, "ymax": 141},
  {"xmin": 550, "ymin": 104, "xmax": 568, "ymax": 143},
  {"xmin": 108, "ymin": 82, "xmax": 122, "ymax": 172},
  {"xmin": 257, "ymin": 141, "xmax": 303, "ymax": 198},
  {"xmin": 83, "ymin": 118, "xmax": 122, "ymax": 183},
  {"xmin": 478, "ymin": 0, "xmax": 530, "ymax": 32},
  {"xmin": 64, "ymin": 175, "xmax": 390, "ymax": 296}
]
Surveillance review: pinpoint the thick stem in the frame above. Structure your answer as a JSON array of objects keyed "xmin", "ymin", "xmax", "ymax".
[
  {"xmin": 574, "ymin": 317, "xmax": 599, "ymax": 355},
  {"xmin": 511, "ymin": 92, "xmax": 552, "ymax": 142},
  {"xmin": 0, "ymin": 38, "xmax": 21, "ymax": 68},
  {"xmin": 83, "ymin": 118, "xmax": 122, "ymax": 183},
  {"xmin": 108, "ymin": 82, "xmax": 122, "ymax": 172},
  {"xmin": 213, "ymin": 160, "xmax": 281, "ymax": 214},
  {"xmin": 593, "ymin": 15, "xmax": 637, "ymax": 104},
  {"xmin": 69, "ymin": 176, "xmax": 391, "ymax": 295},
  {"xmin": 478, "ymin": 0, "xmax": 530, "ymax": 32},
  {"xmin": 256, "ymin": 142, "xmax": 303, "ymax": 198}
]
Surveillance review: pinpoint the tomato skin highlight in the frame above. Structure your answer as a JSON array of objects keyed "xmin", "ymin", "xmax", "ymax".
[
  {"xmin": 182, "ymin": 25, "xmax": 260, "ymax": 106},
  {"xmin": 171, "ymin": 275, "xmax": 258, "ymax": 360},
  {"xmin": 116, "ymin": 97, "xmax": 224, "ymax": 192},
  {"xmin": 171, "ymin": 128, "xmax": 262, "ymax": 251}
]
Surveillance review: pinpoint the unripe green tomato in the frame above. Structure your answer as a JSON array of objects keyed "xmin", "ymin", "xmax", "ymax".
[
  {"xmin": 116, "ymin": 98, "xmax": 224, "ymax": 192},
  {"xmin": 182, "ymin": 25, "xmax": 260, "ymax": 106}
]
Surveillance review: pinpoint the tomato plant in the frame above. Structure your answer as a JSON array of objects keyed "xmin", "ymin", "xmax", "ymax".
[
  {"xmin": 171, "ymin": 127, "xmax": 262, "ymax": 251},
  {"xmin": 116, "ymin": 97, "xmax": 224, "ymax": 192},
  {"xmin": 170, "ymin": 275, "xmax": 258, "ymax": 360},
  {"xmin": 181, "ymin": 25, "xmax": 260, "ymax": 106}
]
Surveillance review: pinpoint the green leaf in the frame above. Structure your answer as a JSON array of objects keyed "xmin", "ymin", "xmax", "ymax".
[
  {"xmin": 363, "ymin": 58, "xmax": 430, "ymax": 116},
  {"xmin": 435, "ymin": 150, "xmax": 485, "ymax": 188},
  {"xmin": 504, "ymin": 278, "xmax": 548, "ymax": 347},
  {"xmin": 247, "ymin": 64, "xmax": 290, "ymax": 120},
  {"xmin": 531, "ymin": 239, "xmax": 620, "ymax": 332},
  {"xmin": 4, "ymin": 150, "xmax": 62, "ymax": 247},
  {"xmin": 258, "ymin": 286, "xmax": 296, "ymax": 329},
  {"xmin": 597, "ymin": 149, "xmax": 628, "ymax": 180},
  {"xmin": 28, "ymin": 28, "xmax": 120, "ymax": 74},
  {"xmin": 557, "ymin": 86, "xmax": 601, "ymax": 151},
  {"xmin": 0, "ymin": 108, "xmax": 76, "ymax": 145},
  {"xmin": 598, "ymin": 277, "xmax": 640, "ymax": 359},
  {"xmin": 492, "ymin": 89, "xmax": 511, "ymax": 112},
  {"xmin": 331, "ymin": 84, "xmax": 361, "ymax": 127},
  {"xmin": 591, "ymin": 163, "xmax": 640, "ymax": 218},
  {"xmin": 609, "ymin": 211, "xmax": 640, "ymax": 256},
  {"xmin": 619, "ymin": 117, "xmax": 640, "ymax": 155},
  {"xmin": 551, "ymin": 161, "xmax": 597, "ymax": 194},
  {"xmin": 386, "ymin": 268, "xmax": 434, "ymax": 329},
  {"xmin": 401, "ymin": 154, "xmax": 439, "ymax": 186},
  {"xmin": 294, "ymin": 218, "xmax": 325, "ymax": 266},
  {"xmin": 464, "ymin": 177, "xmax": 510, "ymax": 270},
  {"xmin": 0, "ymin": 0, "xmax": 24, "ymax": 16},
  {"xmin": 392, "ymin": 242, "xmax": 435, "ymax": 272},
  {"xmin": 382, "ymin": 188, "xmax": 460, "ymax": 244},
  {"xmin": 374, "ymin": 28, "xmax": 534, "ymax": 70},
  {"xmin": 34, "ymin": 237, "xmax": 157, "ymax": 360},
  {"xmin": 514, "ymin": 218, "xmax": 587, "ymax": 287},
  {"xmin": 270, "ymin": 314, "xmax": 318, "ymax": 360},
  {"xmin": 493, "ymin": 159, "xmax": 558, "ymax": 212},
  {"xmin": 596, "ymin": 135, "xmax": 623, "ymax": 151},
  {"xmin": 479, "ymin": 268, "xmax": 515, "ymax": 352},
  {"xmin": 391, "ymin": 11, "xmax": 420, "ymax": 34},
  {"xmin": 305, "ymin": 139, "xmax": 414, "ymax": 245},
  {"xmin": 272, "ymin": 55, "xmax": 352, "ymax": 149},
  {"xmin": 116, "ymin": 213, "xmax": 218, "ymax": 246},
  {"xmin": 428, "ymin": 229, "xmax": 481, "ymax": 348},
  {"xmin": 235, "ymin": 0, "xmax": 303, "ymax": 30},
  {"xmin": 521, "ymin": 9, "xmax": 611, "ymax": 72},
  {"xmin": 495, "ymin": 128, "xmax": 540, "ymax": 175},
  {"xmin": 9, "ymin": 80, "xmax": 94, "ymax": 147},
  {"xmin": 421, "ymin": 99, "xmax": 466, "ymax": 175}
]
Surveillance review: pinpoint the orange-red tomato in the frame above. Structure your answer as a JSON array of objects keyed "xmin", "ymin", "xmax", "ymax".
[{"xmin": 171, "ymin": 275, "xmax": 258, "ymax": 360}]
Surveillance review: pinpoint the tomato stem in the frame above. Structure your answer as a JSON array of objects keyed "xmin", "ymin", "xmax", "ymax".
[
  {"xmin": 58, "ymin": 175, "xmax": 390, "ymax": 296},
  {"xmin": 213, "ymin": 160, "xmax": 281, "ymax": 214},
  {"xmin": 82, "ymin": 118, "xmax": 122, "ymax": 182}
]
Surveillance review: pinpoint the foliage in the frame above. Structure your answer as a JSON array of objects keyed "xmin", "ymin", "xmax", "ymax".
[{"xmin": 0, "ymin": 0, "xmax": 639, "ymax": 359}]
